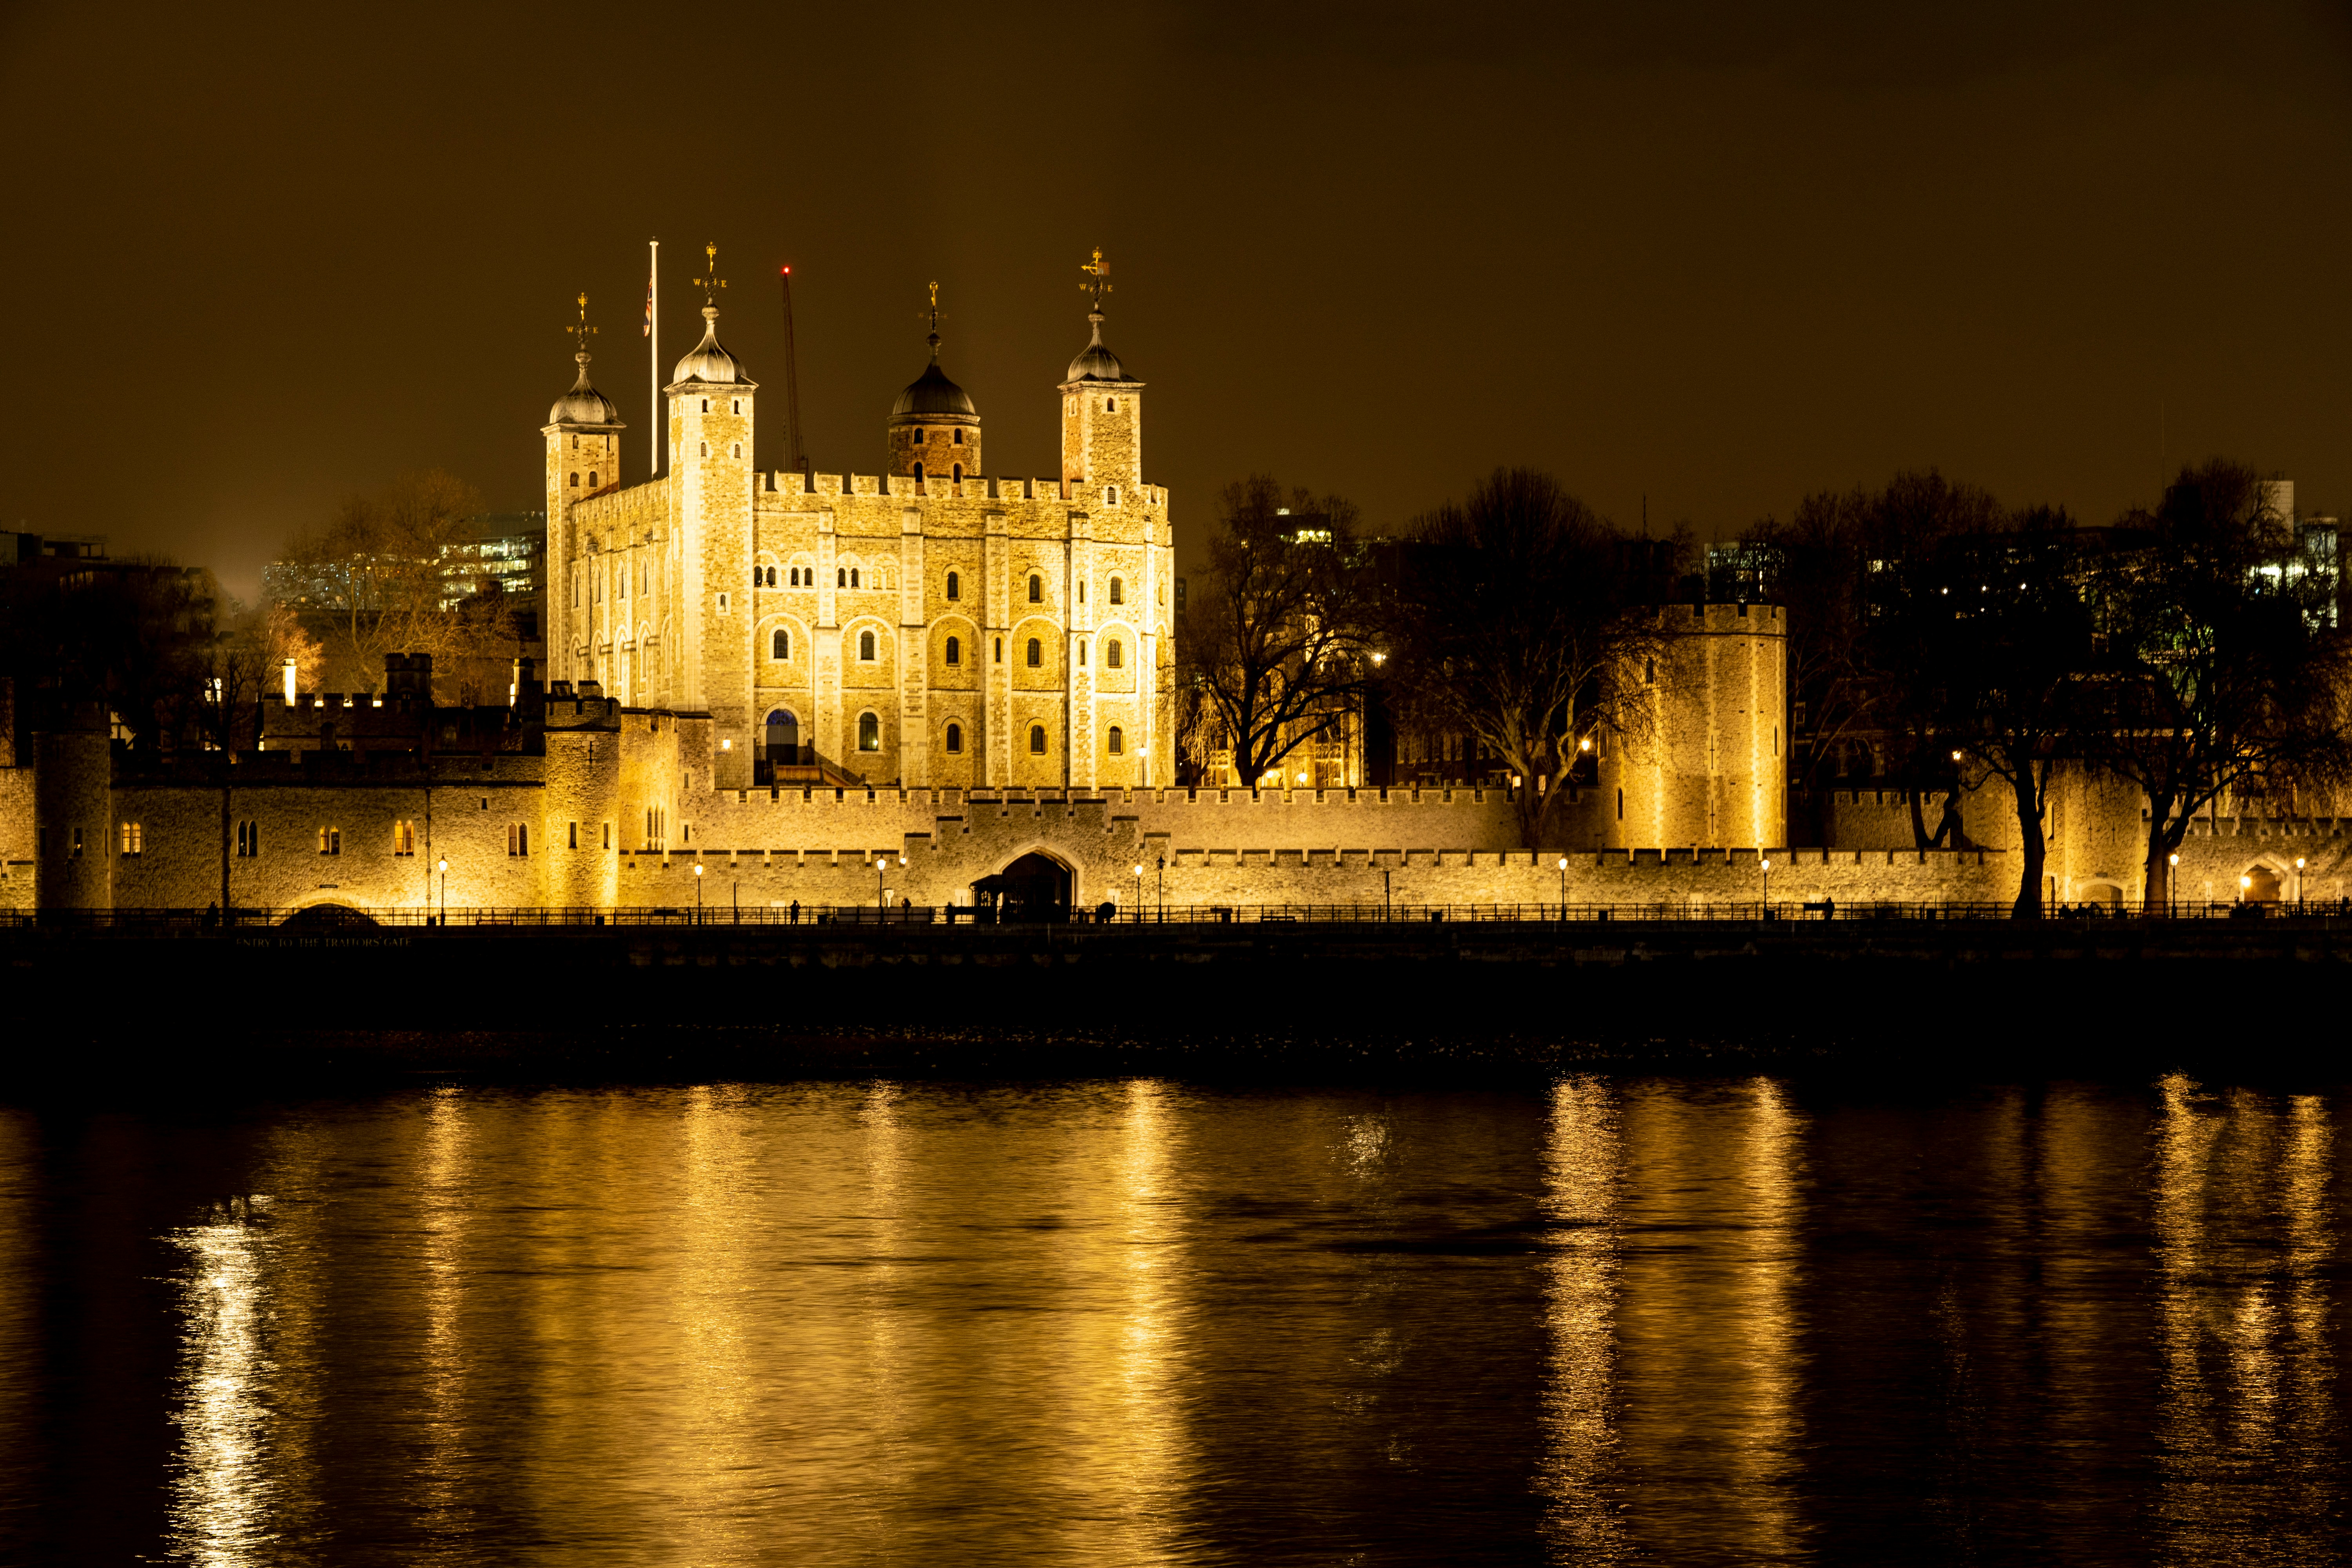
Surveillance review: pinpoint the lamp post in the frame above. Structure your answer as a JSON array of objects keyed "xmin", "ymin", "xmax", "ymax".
[
  {"xmin": 2168, "ymin": 851, "xmax": 2178, "ymax": 919},
  {"xmin": 1157, "ymin": 855, "xmax": 1165, "ymax": 923},
  {"xmin": 1556, "ymin": 856, "xmax": 1568, "ymax": 922},
  {"xmin": 1133, "ymin": 863, "xmax": 1143, "ymax": 923},
  {"xmin": 2297, "ymin": 856, "xmax": 2307, "ymax": 912},
  {"xmin": 694, "ymin": 860, "xmax": 704, "ymax": 924},
  {"xmin": 2240, "ymin": 873, "xmax": 2252, "ymax": 909},
  {"xmin": 437, "ymin": 856, "xmax": 448, "ymax": 926},
  {"xmin": 1760, "ymin": 857, "xmax": 1772, "ymax": 919}
]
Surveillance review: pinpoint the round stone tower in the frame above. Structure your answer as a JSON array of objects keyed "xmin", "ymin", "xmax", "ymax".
[{"xmin": 886, "ymin": 317, "xmax": 980, "ymax": 485}]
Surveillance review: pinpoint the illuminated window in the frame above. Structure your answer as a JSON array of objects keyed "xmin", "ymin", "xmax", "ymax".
[
  {"xmin": 1108, "ymin": 726, "xmax": 1124, "ymax": 755},
  {"xmin": 772, "ymin": 628, "xmax": 790, "ymax": 659},
  {"xmin": 393, "ymin": 820, "xmax": 415, "ymax": 856},
  {"xmin": 318, "ymin": 826, "xmax": 341, "ymax": 856},
  {"xmin": 946, "ymin": 570, "xmax": 960, "ymax": 600},
  {"xmin": 236, "ymin": 820, "xmax": 258, "ymax": 857},
  {"xmin": 860, "ymin": 630, "xmax": 877, "ymax": 661},
  {"xmin": 118, "ymin": 821, "xmax": 141, "ymax": 855},
  {"xmin": 946, "ymin": 722, "xmax": 964, "ymax": 754},
  {"xmin": 1106, "ymin": 639, "xmax": 1122, "ymax": 668},
  {"xmin": 1109, "ymin": 577, "xmax": 1123, "ymax": 604},
  {"xmin": 945, "ymin": 636, "xmax": 961, "ymax": 666},
  {"xmin": 1028, "ymin": 575, "xmax": 1042, "ymax": 603},
  {"xmin": 1026, "ymin": 638, "xmax": 1042, "ymax": 667},
  {"xmin": 1029, "ymin": 724, "xmax": 1047, "ymax": 754},
  {"xmin": 508, "ymin": 824, "xmax": 529, "ymax": 857},
  {"xmin": 858, "ymin": 712, "xmax": 881, "ymax": 751}
]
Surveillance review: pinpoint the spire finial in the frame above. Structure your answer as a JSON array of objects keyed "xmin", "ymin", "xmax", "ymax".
[
  {"xmin": 695, "ymin": 242, "xmax": 727, "ymax": 308},
  {"xmin": 568, "ymin": 291, "xmax": 597, "ymax": 364},
  {"xmin": 1079, "ymin": 246, "xmax": 1112, "ymax": 342},
  {"xmin": 925, "ymin": 280, "xmax": 942, "ymax": 357}
]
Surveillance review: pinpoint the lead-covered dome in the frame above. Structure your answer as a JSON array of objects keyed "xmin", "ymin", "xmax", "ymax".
[
  {"xmin": 671, "ymin": 306, "xmax": 746, "ymax": 385},
  {"xmin": 891, "ymin": 355, "xmax": 976, "ymax": 418},
  {"xmin": 1065, "ymin": 315, "xmax": 1132, "ymax": 382},
  {"xmin": 548, "ymin": 354, "xmax": 622, "ymax": 426}
]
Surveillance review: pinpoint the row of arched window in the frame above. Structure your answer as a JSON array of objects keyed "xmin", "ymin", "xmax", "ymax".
[
  {"xmin": 907, "ymin": 427, "xmax": 969, "ymax": 445},
  {"xmin": 810, "ymin": 711, "xmax": 1126, "ymax": 757},
  {"xmin": 738, "ymin": 566, "xmax": 1129, "ymax": 604},
  {"xmin": 760, "ymin": 630, "xmax": 1127, "ymax": 668}
]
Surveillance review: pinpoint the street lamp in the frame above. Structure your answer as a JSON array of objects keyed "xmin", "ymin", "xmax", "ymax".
[
  {"xmin": 2240, "ymin": 873, "xmax": 2252, "ymax": 907},
  {"xmin": 437, "ymin": 856, "xmax": 448, "ymax": 925},
  {"xmin": 2297, "ymin": 856, "xmax": 2307, "ymax": 911},
  {"xmin": 2168, "ymin": 852, "xmax": 2179, "ymax": 919},
  {"xmin": 1133, "ymin": 863, "xmax": 1143, "ymax": 922},
  {"xmin": 875, "ymin": 853, "xmax": 905, "ymax": 916},
  {"xmin": 1557, "ymin": 856, "xmax": 1568, "ymax": 922},
  {"xmin": 694, "ymin": 860, "xmax": 704, "ymax": 923},
  {"xmin": 1157, "ymin": 855, "xmax": 1166, "ymax": 922},
  {"xmin": 1761, "ymin": 857, "xmax": 1772, "ymax": 918}
]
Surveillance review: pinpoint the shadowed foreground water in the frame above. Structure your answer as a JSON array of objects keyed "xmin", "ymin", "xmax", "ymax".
[{"xmin": 2, "ymin": 1075, "xmax": 2346, "ymax": 1565}]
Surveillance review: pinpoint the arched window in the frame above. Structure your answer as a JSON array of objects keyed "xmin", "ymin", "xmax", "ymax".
[
  {"xmin": 945, "ymin": 636, "xmax": 961, "ymax": 666},
  {"xmin": 1029, "ymin": 724, "xmax": 1047, "ymax": 754},
  {"xmin": 945, "ymin": 721, "xmax": 964, "ymax": 753},
  {"xmin": 771, "ymin": 628, "xmax": 789, "ymax": 659},
  {"xmin": 838, "ymin": 568, "xmax": 847, "ymax": 588},
  {"xmin": 1106, "ymin": 639, "xmax": 1122, "ymax": 668},
  {"xmin": 913, "ymin": 428, "xmax": 924, "ymax": 444},
  {"xmin": 1107, "ymin": 486, "xmax": 1119, "ymax": 505},
  {"xmin": 1079, "ymin": 641, "xmax": 1087, "ymax": 666},
  {"xmin": 946, "ymin": 570, "xmax": 960, "ymax": 601},
  {"xmin": 953, "ymin": 428, "xmax": 965, "ymax": 445},
  {"xmin": 1108, "ymin": 726, "xmax": 1124, "ymax": 755},
  {"xmin": 699, "ymin": 441, "xmax": 708, "ymax": 457},
  {"xmin": 731, "ymin": 399, "xmax": 740, "ymax": 414},
  {"xmin": 913, "ymin": 461, "xmax": 924, "ymax": 482},
  {"xmin": 1026, "ymin": 638, "xmax": 1042, "ymax": 667},
  {"xmin": 851, "ymin": 568, "xmax": 861, "ymax": 588},
  {"xmin": 1109, "ymin": 577, "xmax": 1123, "ymax": 604},
  {"xmin": 752, "ymin": 566, "xmax": 762, "ymax": 588},
  {"xmin": 701, "ymin": 399, "xmax": 709, "ymax": 412},
  {"xmin": 789, "ymin": 567, "xmax": 800, "ymax": 586},
  {"xmin": 588, "ymin": 471, "xmax": 598, "ymax": 487},
  {"xmin": 1027, "ymin": 575, "xmax": 1042, "ymax": 603},
  {"xmin": 858, "ymin": 712, "xmax": 880, "ymax": 751},
  {"xmin": 731, "ymin": 444, "xmax": 740, "ymax": 459},
  {"xmin": 951, "ymin": 464, "xmax": 962, "ymax": 482},
  {"xmin": 1106, "ymin": 397, "xmax": 1116, "ymax": 412},
  {"xmin": 994, "ymin": 637, "xmax": 1003, "ymax": 662},
  {"xmin": 568, "ymin": 472, "xmax": 579, "ymax": 487},
  {"xmin": 859, "ymin": 630, "xmax": 877, "ymax": 661}
]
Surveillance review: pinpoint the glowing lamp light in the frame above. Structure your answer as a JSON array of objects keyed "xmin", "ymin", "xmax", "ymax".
[
  {"xmin": 1133, "ymin": 864, "xmax": 1143, "ymax": 876},
  {"xmin": 694, "ymin": 863, "xmax": 704, "ymax": 877},
  {"xmin": 1950, "ymin": 750, "xmax": 1963, "ymax": 762},
  {"xmin": 1579, "ymin": 738, "xmax": 1592, "ymax": 752},
  {"xmin": 720, "ymin": 739, "xmax": 731, "ymax": 751},
  {"xmin": 1762, "ymin": 858, "xmax": 1773, "ymax": 872},
  {"xmin": 2169, "ymin": 853, "xmax": 2179, "ymax": 867},
  {"xmin": 2297, "ymin": 857, "xmax": 2307, "ymax": 870},
  {"xmin": 2241, "ymin": 875, "xmax": 2253, "ymax": 890},
  {"xmin": 1557, "ymin": 857, "xmax": 1568, "ymax": 871},
  {"xmin": 437, "ymin": 857, "xmax": 448, "ymax": 874}
]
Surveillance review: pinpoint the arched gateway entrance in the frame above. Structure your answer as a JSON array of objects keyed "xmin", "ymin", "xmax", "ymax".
[{"xmin": 972, "ymin": 851, "xmax": 1073, "ymax": 922}]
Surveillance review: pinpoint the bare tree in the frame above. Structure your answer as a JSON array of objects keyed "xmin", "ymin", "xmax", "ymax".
[
  {"xmin": 1386, "ymin": 468, "xmax": 1678, "ymax": 848},
  {"xmin": 1176, "ymin": 475, "xmax": 1378, "ymax": 788},
  {"xmin": 2090, "ymin": 459, "xmax": 2352, "ymax": 911}
]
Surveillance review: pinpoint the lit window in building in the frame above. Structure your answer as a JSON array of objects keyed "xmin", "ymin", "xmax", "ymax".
[
  {"xmin": 858, "ymin": 712, "xmax": 880, "ymax": 751},
  {"xmin": 508, "ymin": 824, "xmax": 529, "ymax": 857},
  {"xmin": 318, "ymin": 826, "xmax": 341, "ymax": 856},
  {"xmin": 236, "ymin": 820, "xmax": 258, "ymax": 857},
  {"xmin": 394, "ymin": 820, "xmax": 415, "ymax": 856},
  {"xmin": 1029, "ymin": 725, "xmax": 1047, "ymax": 754},
  {"xmin": 119, "ymin": 821, "xmax": 141, "ymax": 855}
]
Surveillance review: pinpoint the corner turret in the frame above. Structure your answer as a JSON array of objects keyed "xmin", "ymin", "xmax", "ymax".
[
  {"xmin": 1058, "ymin": 248, "xmax": 1143, "ymax": 504},
  {"xmin": 886, "ymin": 285, "xmax": 980, "ymax": 485}
]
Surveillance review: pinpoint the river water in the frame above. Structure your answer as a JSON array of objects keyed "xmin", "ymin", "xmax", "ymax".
[{"xmin": 1, "ymin": 1074, "xmax": 2344, "ymax": 1565}]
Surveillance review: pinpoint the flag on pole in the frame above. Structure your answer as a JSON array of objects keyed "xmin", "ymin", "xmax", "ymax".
[{"xmin": 644, "ymin": 271, "xmax": 653, "ymax": 336}]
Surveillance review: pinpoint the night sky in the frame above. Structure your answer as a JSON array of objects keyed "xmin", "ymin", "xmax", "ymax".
[{"xmin": 7, "ymin": 1, "xmax": 2351, "ymax": 598}]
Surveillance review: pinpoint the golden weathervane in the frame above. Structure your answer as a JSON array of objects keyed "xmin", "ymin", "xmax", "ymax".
[
  {"xmin": 695, "ymin": 242, "xmax": 727, "ymax": 305},
  {"xmin": 1079, "ymin": 246, "xmax": 1112, "ymax": 310},
  {"xmin": 568, "ymin": 292, "xmax": 596, "ymax": 352}
]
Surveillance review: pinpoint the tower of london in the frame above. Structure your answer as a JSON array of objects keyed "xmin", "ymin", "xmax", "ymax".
[{"xmin": 545, "ymin": 259, "xmax": 1174, "ymax": 792}]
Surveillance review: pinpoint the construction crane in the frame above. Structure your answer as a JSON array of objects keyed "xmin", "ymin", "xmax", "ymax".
[{"xmin": 777, "ymin": 263, "xmax": 808, "ymax": 478}]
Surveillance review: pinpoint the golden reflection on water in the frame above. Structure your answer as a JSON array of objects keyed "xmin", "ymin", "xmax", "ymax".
[
  {"xmin": 1615, "ymin": 1076, "xmax": 1804, "ymax": 1563},
  {"xmin": 2153, "ymin": 1074, "xmax": 2341, "ymax": 1560},
  {"xmin": 162, "ymin": 1194, "xmax": 277, "ymax": 1567},
  {"xmin": 1539, "ymin": 1074, "xmax": 1627, "ymax": 1559}
]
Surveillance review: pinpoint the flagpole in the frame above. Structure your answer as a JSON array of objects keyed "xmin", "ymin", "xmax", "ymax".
[{"xmin": 648, "ymin": 237, "xmax": 660, "ymax": 477}]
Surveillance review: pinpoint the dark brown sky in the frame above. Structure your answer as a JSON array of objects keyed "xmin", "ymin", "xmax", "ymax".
[{"xmin": 7, "ymin": 1, "xmax": 2352, "ymax": 597}]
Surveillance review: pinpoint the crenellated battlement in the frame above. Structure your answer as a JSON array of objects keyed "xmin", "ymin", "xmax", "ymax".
[{"xmin": 756, "ymin": 471, "xmax": 1168, "ymax": 508}]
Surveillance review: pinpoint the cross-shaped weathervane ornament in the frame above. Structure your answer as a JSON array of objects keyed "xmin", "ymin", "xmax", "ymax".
[
  {"xmin": 1079, "ymin": 247, "xmax": 1112, "ymax": 310},
  {"xmin": 695, "ymin": 242, "xmax": 727, "ymax": 305},
  {"xmin": 568, "ymin": 292, "xmax": 596, "ymax": 350}
]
